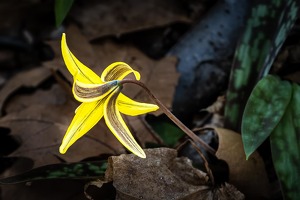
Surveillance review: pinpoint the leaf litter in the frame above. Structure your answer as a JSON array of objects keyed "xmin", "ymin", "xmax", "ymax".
[
  {"xmin": 0, "ymin": 0, "xmax": 276, "ymax": 198},
  {"xmin": 0, "ymin": 23, "xmax": 271, "ymax": 198}
]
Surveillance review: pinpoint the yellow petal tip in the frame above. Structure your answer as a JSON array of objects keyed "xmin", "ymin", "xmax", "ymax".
[
  {"xmin": 140, "ymin": 154, "xmax": 146, "ymax": 159},
  {"xmin": 134, "ymin": 71, "xmax": 141, "ymax": 80},
  {"xmin": 136, "ymin": 150, "xmax": 146, "ymax": 158},
  {"xmin": 59, "ymin": 145, "xmax": 67, "ymax": 154}
]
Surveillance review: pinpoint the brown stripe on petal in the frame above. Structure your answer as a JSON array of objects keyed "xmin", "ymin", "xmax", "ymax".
[
  {"xmin": 74, "ymin": 80, "xmax": 119, "ymax": 100},
  {"xmin": 106, "ymin": 88, "xmax": 143, "ymax": 154},
  {"xmin": 104, "ymin": 64, "xmax": 132, "ymax": 81}
]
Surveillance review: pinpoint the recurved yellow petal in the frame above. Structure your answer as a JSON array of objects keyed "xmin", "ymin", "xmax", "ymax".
[
  {"xmin": 75, "ymin": 104, "xmax": 83, "ymax": 113},
  {"xmin": 101, "ymin": 62, "xmax": 141, "ymax": 82},
  {"xmin": 118, "ymin": 93, "xmax": 159, "ymax": 116},
  {"xmin": 73, "ymin": 79, "xmax": 119, "ymax": 102},
  {"xmin": 104, "ymin": 89, "xmax": 146, "ymax": 158},
  {"xmin": 59, "ymin": 101, "xmax": 105, "ymax": 154},
  {"xmin": 61, "ymin": 33, "xmax": 102, "ymax": 84}
]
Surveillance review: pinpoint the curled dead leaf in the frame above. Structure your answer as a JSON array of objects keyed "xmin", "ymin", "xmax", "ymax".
[
  {"xmin": 215, "ymin": 128, "xmax": 271, "ymax": 199},
  {"xmin": 88, "ymin": 148, "xmax": 244, "ymax": 200}
]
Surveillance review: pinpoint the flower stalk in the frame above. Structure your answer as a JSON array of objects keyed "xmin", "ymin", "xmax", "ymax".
[{"xmin": 120, "ymin": 79, "xmax": 216, "ymax": 155}]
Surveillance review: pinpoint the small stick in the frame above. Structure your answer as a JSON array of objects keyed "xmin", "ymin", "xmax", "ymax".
[{"xmin": 189, "ymin": 139, "xmax": 215, "ymax": 185}]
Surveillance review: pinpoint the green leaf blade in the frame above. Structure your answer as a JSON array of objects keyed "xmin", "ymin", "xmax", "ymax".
[
  {"xmin": 55, "ymin": 0, "xmax": 74, "ymax": 27},
  {"xmin": 270, "ymin": 83, "xmax": 300, "ymax": 199},
  {"xmin": 146, "ymin": 115, "xmax": 185, "ymax": 147},
  {"xmin": 0, "ymin": 161, "xmax": 107, "ymax": 184},
  {"xmin": 225, "ymin": 1, "xmax": 299, "ymax": 131},
  {"xmin": 242, "ymin": 75, "xmax": 292, "ymax": 159}
]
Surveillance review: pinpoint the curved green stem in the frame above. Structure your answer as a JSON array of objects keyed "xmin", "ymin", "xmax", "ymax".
[{"xmin": 120, "ymin": 79, "xmax": 216, "ymax": 155}]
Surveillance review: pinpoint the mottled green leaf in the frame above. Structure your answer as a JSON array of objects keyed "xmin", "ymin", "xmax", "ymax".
[
  {"xmin": 0, "ymin": 161, "xmax": 107, "ymax": 184},
  {"xmin": 55, "ymin": 0, "xmax": 74, "ymax": 27},
  {"xmin": 242, "ymin": 75, "xmax": 292, "ymax": 159},
  {"xmin": 146, "ymin": 115, "xmax": 185, "ymax": 147},
  {"xmin": 225, "ymin": 0, "xmax": 299, "ymax": 131},
  {"xmin": 270, "ymin": 83, "xmax": 300, "ymax": 199}
]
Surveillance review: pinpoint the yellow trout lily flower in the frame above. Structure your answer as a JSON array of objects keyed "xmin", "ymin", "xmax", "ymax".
[{"xmin": 59, "ymin": 33, "xmax": 159, "ymax": 158}]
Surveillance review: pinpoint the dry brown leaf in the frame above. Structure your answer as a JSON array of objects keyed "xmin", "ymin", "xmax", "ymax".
[
  {"xmin": 70, "ymin": 0, "xmax": 191, "ymax": 40},
  {"xmin": 0, "ymin": 104, "xmax": 70, "ymax": 167},
  {"xmin": 0, "ymin": 67, "xmax": 52, "ymax": 116},
  {"xmin": 215, "ymin": 128, "xmax": 271, "ymax": 199},
  {"xmin": 101, "ymin": 148, "xmax": 244, "ymax": 200},
  {"xmin": 182, "ymin": 183, "xmax": 246, "ymax": 200},
  {"xmin": 4, "ymin": 84, "xmax": 67, "ymax": 114},
  {"xmin": 0, "ymin": 102, "xmax": 124, "ymax": 167}
]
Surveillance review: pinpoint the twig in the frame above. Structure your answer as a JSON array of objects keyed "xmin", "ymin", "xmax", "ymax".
[{"xmin": 189, "ymin": 139, "xmax": 215, "ymax": 185}]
